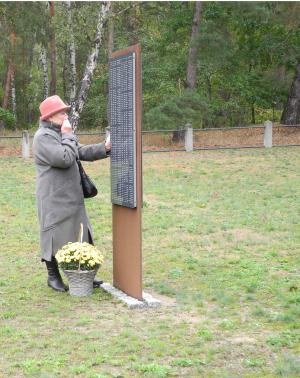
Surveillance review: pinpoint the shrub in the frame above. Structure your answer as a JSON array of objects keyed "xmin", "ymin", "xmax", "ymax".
[{"xmin": 0, "ymin": 108, "xmax": 15, "ymax": 129}]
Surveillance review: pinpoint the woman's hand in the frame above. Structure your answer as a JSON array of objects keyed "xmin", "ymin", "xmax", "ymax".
[
  {"xmin": 105, "ymin": 140, "xmax": 111, "ymax": 152},
  {"xmin": 61, "ymin": 118, "xmax": 73, "ymax": 134}
]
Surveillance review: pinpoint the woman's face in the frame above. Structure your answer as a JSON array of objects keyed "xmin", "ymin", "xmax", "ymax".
[{"xmin": 48, "ymin": 111, "xmax": 68, "ymax": 126}]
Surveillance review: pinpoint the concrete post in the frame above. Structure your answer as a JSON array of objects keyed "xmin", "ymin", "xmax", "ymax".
[
  {"xmin": 185, "ymin": 124, "xmax": 193, "ymax": 152},
  {"xmin": 22, "ymin": 130, "xmax": 30, "ymax": 158},
  {"xmin": 264, "ymin": 120, "xmax": 272, "ymax": 148}
]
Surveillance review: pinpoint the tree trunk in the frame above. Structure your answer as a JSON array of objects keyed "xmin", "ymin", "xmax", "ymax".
[
  {"xmin": 251, "ymin": 103, "xmax": 255, "ymax": 124},
  {"xmin": 66, "ymin": 1, "xmax": 77, "ymax": 103},
  {"xmin": 2, "ymin": 32, "xmax": 16, "ymax": 110},
  {"xmin": 28, "ymin": 44, "xmax": 38, "ymax": 124},
  {"xmin": 172, "ymin": 129, "xmax": 185, "ymax": 143},
  {"xmin": 39, "ymin": 45, "xmax": 49, "ymax": 99},
  {"xmin": 281, "ymin": 58, "xmax": 300, "ymax": 125},
  {"xmin": 186, "ymin": 1, "xmax": 203, "ymax": 90},
  {"xmin": 69, "ymin": 41, "xmax": 77, "ymax": 102},
  {"xmin": 11, "ymin": 70, "xmax": 17, "ymax": 129},
  {"xmin": 206, "ymin": 74, "xmax": 212, "ymax": 101},
  {"xmin": 108, "ymin": 2, "xmax": 114, "ymax": 57},
  {"xmin": 49, "ymin": 1, "xmax": 57, "ymax": 95},
  {"xmin": 1, "ymin": 62, "xmax": 13, "ymax": 110},
  {"xmin": 69, "ymin": 1, "xmax": 111, "ymax": 132},
  {"xmin": 62, "ymin": 45, "xmax": 68, "ymax": 100},
  {"xmin": 0, "ymin": 32, "xmax": 16, "ymax": 130},
  {"xmin": 0, "ymin": 63, "xmax": 13, "ymax": 130}
]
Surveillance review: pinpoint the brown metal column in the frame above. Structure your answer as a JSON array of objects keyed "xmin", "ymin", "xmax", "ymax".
[{"xmin": 111, "ymin": 44, "xmax": 142, "ymax": 300}]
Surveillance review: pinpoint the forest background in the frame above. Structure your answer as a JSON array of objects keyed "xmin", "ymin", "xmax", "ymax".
[{"xmin": 1, "ymin": 1, "xmax": 300, "ymax": 132}]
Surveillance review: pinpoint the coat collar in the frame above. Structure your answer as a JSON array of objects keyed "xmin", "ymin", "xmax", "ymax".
[{"xmin": 39, "ymin": 120, "xmax": 61, "ymax": 133}]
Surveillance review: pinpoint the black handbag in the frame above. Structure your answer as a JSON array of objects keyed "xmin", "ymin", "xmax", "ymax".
[{"xmin": 77, "ymin": 159, "xmax": 98, "ymax": 198}]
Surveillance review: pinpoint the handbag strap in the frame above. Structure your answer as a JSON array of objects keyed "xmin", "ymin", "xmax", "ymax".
[{"xmin": 76, "ymin": 158, "xmax": 83, "ymax": 169}]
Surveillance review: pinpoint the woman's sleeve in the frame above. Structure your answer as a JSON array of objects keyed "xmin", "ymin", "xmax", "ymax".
[
  {"xmin": 34, "ymin": 132, "xmax": 78, "ymax": 168},
  {"xmin": 78, "ymin": 142, "xmax": 108, "ymax": 161}
]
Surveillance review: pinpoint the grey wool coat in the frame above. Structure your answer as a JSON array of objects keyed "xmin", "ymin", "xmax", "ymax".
[{"xmin": 32, "ymin": 120, "xmax": 108, "ymax": 261}]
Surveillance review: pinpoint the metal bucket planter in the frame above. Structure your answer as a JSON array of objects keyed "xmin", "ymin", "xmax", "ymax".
[{"xmin": 64, "ymin": 268, "xmax": 98, "ymax": 297}]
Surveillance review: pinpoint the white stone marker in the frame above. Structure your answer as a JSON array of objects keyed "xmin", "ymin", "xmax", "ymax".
[
  {"xmin": 264, "ymin": 120, "xmax": 272, "ymax": 148},
  {"xmin": 185, "ymin": 124, "xmax": 193, "ymax": 152},
  {"xmin": 22, "ymin": 130, "xmax": 30, "ymax": 158}
]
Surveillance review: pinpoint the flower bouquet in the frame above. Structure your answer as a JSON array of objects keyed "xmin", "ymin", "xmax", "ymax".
[{"xmin": 55, "ymin": 225, "xmax": 104, "ymax": 296}]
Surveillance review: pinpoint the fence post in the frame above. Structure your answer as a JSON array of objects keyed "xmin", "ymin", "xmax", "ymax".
[
  {"xmin": 264, "ymin": 120, "xmax": 272, "ymax": 148},
  {"xmin": 22, "ymin": 130, "xmax": 30, "ymax": 158},
  {"xmin": 185, "ymin": 124, "xmax": 193, "ymax": 152}
]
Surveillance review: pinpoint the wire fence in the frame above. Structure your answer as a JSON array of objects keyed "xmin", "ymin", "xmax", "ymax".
[
  {"xmin": 142, "ymin": 124, "xmax": 300, "ymax": 151},
  {"xmin": 0, "ymin": 123, "xmax": 300, "ymax": 157}
]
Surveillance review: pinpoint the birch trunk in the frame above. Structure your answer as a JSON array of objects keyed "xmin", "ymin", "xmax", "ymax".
[
  {"xmin": 62, "ymin": 47, "xmax": 68, "ymax": 99},
  {"xmin": 28, "ymin": 45, "xmax": 38, "ymax": 123},
  {"xmin": 186, "ymin": 1, "xmax": 202, "ymax": 90},
  {"xmin": 281, "ymin": 58, "xmax": 300, "ymax": 125},
  {"xmin": 11, "ymin": 71, "xmax": 17, "ymax": 129},
  {"xmin": 49, "ymin": 1, "xmax": 57, "ymax": 95},
  {"xmin": 70, "ymin": 1, "xmax": 111, "ymax": 132},
  {"xmin": 69, "ymin": 41, "xmax": 77, "ymax": 102},
  {"xmin": 66, "ymin": 1, "xmax": 77, "ymax": 103},
  {"xmin": 108, "ymin": 3, "xmax": 114, "ymax": 58},
  {"xmin": 2, "ymin": 32, "xmax": 16, "ymax": 110},
  {"xmin": 39, "ymin": 46, "xmax": 49, "ymax": 99}
]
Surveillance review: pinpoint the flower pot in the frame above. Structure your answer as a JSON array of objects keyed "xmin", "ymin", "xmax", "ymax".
[{"xmin": 64, "ymin": 268, "xmax": 98, "ymax": 297}]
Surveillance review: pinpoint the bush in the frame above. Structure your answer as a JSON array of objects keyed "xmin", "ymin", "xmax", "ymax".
[
  {"xmin": 144, "ymin": 90, "xmax": 210, "ymax": 130},
  {"xmin": 143, "ymin": 89, "xmax": 253, "ymax": 130},
  {"xmin": 0, "ymin": 108, "xmax": 15, "ymax": 129}
]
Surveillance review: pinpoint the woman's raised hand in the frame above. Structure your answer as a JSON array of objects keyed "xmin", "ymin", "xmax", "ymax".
[
  {"xmin": 105, "ymin": 133, "xmax": 111, "ymax": 152},
  {"xmin": 61, "ymin": 117, "xmax": 73, "ymax": 134}
]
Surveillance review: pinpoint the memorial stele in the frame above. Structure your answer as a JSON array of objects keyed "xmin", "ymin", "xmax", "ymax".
[{"xmin": 108, "ymin": 44, "xmax": 143, "ymax": 300}]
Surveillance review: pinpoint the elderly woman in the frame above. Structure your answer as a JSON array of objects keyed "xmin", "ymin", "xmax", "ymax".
[{"xmin": 32, "ymin": 95, "xmax": 111, "ymax": 292}]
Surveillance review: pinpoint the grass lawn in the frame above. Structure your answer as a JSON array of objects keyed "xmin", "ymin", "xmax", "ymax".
[{"xmin": 0, "ymin": 147, "xmax": 299, "ymax": 377}]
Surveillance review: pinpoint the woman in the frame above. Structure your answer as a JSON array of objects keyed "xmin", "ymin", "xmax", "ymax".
[{"xmin": 32, "ymin": 95, "xmax": 111, "ymax": 292}]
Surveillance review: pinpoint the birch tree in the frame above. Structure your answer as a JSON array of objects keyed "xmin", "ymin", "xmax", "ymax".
[
  {"xmin": 11, "ymin": 70, "xmax": 17, "ymax": 128},
  {"xmin": 39, "ymin": 46, "xmax": 49, "ymax": 99},
  {"xmin": 65, "ymin": 1, "xmax": 77, "ymax": 103},
  {"xmin": 108, "ymin": 2, "xmax": 114, "ymax": 57},
  {"xmin": 69, "ymin": 1, "xmax": 111, "ymax": 132},
  {"xmin": 49, "ymin": 1, "xmax": 57, "ymax": 95}
]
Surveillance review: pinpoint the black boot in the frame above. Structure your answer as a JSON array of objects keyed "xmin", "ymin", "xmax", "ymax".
[
  {"xmin": 45, "ymin": 258, "xmax": 68, "ymax": 292},
  {"xmin": 88, "ymin": 233, "xmax": 103, "ymax": 288},
  {"xmin": 93, "ymin": 278, "xmax": 103, "ymax": 288}
]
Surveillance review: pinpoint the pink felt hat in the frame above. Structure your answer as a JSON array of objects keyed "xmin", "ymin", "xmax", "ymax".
[{"xmin": 39, "ymin": 95, "xmax": 71, "ymax": 121}]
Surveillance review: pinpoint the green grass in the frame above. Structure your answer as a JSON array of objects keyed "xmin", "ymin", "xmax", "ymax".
[{"xmin": 0, "ymin": 148, "xmax": 299, "ymax": 377}]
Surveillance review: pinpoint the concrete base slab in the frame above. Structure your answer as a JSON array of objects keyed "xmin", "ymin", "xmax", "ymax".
[{"xmin": 101, "ymin": 282, "xmax": 161, "ymax": 309}]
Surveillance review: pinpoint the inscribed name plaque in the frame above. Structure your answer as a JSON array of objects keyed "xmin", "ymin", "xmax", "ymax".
[{"xmin": 109, "ymin": 53, "xmax": 137, "ymax": 208}]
